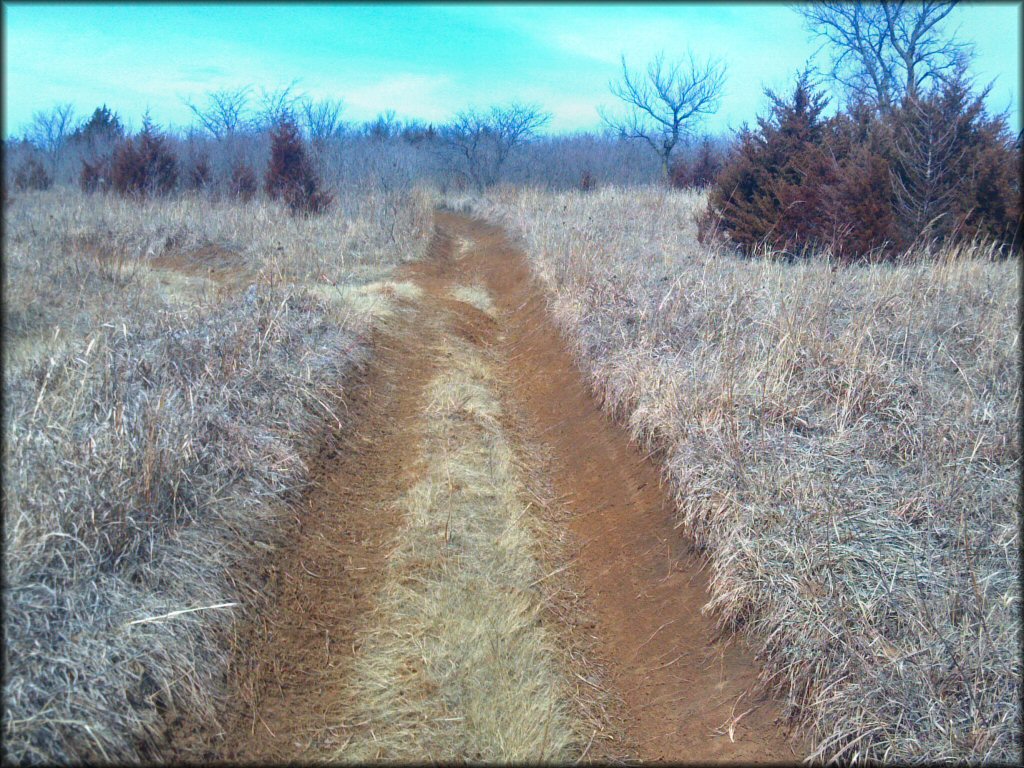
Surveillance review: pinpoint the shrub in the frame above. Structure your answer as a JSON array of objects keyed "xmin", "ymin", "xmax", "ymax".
[
  {"xmin": 823, "ymin": 141, "xmax": 900, "ymax": 259},
  {"xmin": 705, "ymin": 68, "xmax": 1022, "ymax": 261},
  {"xmin": 13, "ymin": 156, "xmax": 52, "ymax": 191},
  {"xmin": 889, "ymin": 71, "xmax": 1022, "ymax": 253},
  {"xmin": 705, "ymin": 70, "xmax": 834, "ymax": 257},
  {"xmin": 579, "ymin": 169, "xmax": 595, "ymax": 192},
  {"xmin": 111, "ymin": 117, "xmax": 178, "ymax": 198},
  {"xmin": 70, "ymin": 105, "xmax": 125, "ymax": 154},
  {"xmin": 187, "ymin": 156, "xmax": 212, "ymax": 192},
  {"xmin": 228, "ymin": 163, "xmax": 258, "ymax": 202},
  {"xmin": 670, "ymin": 136, "xmax": 724, "ymax": 189},
  {"xmin": 815, "ymin": 107, "xmax": 901, "ymax": 259},
  {"xmin": 265, "ymin": 117, "xmax": 333, "ymax": 216}
]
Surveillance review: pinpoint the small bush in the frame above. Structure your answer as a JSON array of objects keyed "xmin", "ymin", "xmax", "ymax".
[
  {"xmin": 889, "ymin": 72, "xmax": 1022, "ymax": 252},
  {"xmin": 670, "ymin": 137, "xmax": 723, "ymax": 189},
  {"xmin": 265, "ymin": 117, "xmax": 332, "ymax": 216},
  {"xmin": 187, "ymin": 156, "xmax": 212, "ymax": 192},
  {"xmin": 228, "ymin": 163, "xmax": 258, "ymax": 202},
  {"xmin": 70, "ymin": 105, "xmax": 125, "ymax": 150},
  {"xmin": 704, "ymin": 70, "xmax": 834, "ymax": 257},
  {"xmin": 13, "ymin": 157, "xmax": 52, "ymax": 192},
  {"xmin": 111, "ymin": 117, "xmax": 178, "ymax": 198},
  {"xmin": 705, "ymin": 68, "xmax": 1022, "ymax": 261},
  {"xmin": 579, "ymin": 169, "xmax": 596, "ymax": 192}
]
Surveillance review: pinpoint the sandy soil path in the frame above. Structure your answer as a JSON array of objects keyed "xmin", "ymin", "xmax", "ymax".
[{"xmin": 188, "ymin": 211, "xmax": 803, "ymax": 763}]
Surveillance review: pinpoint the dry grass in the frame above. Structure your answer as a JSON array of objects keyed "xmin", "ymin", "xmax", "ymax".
[
  {"xmin": 305, "ymin": 280, "xmax": 424, "ymax": 322},
  {"xmin": 2, "ymin": 186, "xmax": 435, "ymax": 763},
  {"xmin": 449, "ymin": 284, "xmax": 496, "ymax": 317},
  {"xmin": 475, "ymin": 185, "xmax": 1021, "ymax": 763},
  {"xmin": 335, "ymin": 328, "xmax": 577, "ymax": 762}
]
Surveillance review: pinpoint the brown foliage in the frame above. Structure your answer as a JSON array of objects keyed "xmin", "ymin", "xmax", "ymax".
[
  {"xmin": 79, "ymin": 157, "xmax": 112, "ymax": 194},
  {"xmin": 889, "ymin": 72, "xmax": 1021, "ymax": 251},
  {"xmin": 704, "ymin": 68, "xmax": 1022, "ymax": 261},
  {"xmin": 229, "ymin": 163, "xmax": 258, "ymax": 202},
  {"xmin": 670, "ymin": 136, "xmax": 724, "ymax": 189},
  {"xmin": 265, "ymin": 117, "xmax": 332, "ymax": 216},
  {"xmin": 580, "ymin": 169, "xmax": 596, "ymax": 192},
  {"xmin": 705, "ymin": 70, "xmax": 835, "ymax": 258},
  {"xmin": 111, "ymin": 117, "xmax": 178, "ymax": 198},
  {"xmin": 13, "ymin": 156, "xmax": 52, "ymax": 192},
  {"xmin": 187, "ymin": 156, "xmax": 212, "ymax": 192}
]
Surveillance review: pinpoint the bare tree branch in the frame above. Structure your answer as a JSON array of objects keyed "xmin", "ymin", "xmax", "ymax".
[
  {"xmin": 184, "ymin": 86, "xmax": 254, "ymax": 138},
  {"xmin": 256, "ymin": 80, "xmax": 304, "ymax": 129},
  {"xmin": 441, "ymin": 103, "xmax": 550, "ymax": 189},
  {"xmin": 299, "ymin": 97, "xmax": 346, "ymax": 144},
  {"xmin": 797, "ymin": 1, "xmax": 973, "ymax": 110},
  {"xmin": 26, "ymin": 103, "xmax": 77, "ymax": 171},
  {"xmin": 602, "ymin": 51, "xmax": 726, "ymax": 180}
]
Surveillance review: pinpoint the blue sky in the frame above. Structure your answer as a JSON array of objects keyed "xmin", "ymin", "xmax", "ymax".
[{"xmin": 3, "ymin": 2, "xmax": 1020, "ymax": 137}]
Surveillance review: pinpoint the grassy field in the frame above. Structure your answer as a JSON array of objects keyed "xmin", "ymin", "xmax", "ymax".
[
  {"xmin": 4, "ymin": 182, "xmax": 1019, "ymax": 764},
  {"xmin": 2, "ymin": 187, "xmax": 434, "ymax": 762},
  {"xmin": 476, "ymin": 185, "xmax": 1021, "ymax": 762}
]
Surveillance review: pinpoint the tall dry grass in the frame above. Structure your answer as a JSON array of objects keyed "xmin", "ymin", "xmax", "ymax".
[
  {"xmin": 2, "ymin": 187, "xmax": 435, "ymax": 763},
  {"xmin": 476, "ymin": 186, "xmax": 1020, "ymax": 763}
]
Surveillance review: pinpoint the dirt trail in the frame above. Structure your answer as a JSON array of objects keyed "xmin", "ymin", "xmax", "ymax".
[
  {"xmin": 185, "ymin": 236, "xmax": 450, "ymax": 762},
  {"xmin": 194, "ymin": 212, "xmax": 803, "ymax": 762},
  {"xmin": 432, "ymin": 212, "xmax": 802, "ymax": 762}
]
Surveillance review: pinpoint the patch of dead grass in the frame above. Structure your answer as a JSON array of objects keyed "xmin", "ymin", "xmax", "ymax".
[
  {"xmin": 304, "ymin": 280, "xmax": 423, "ymax": 323},
  {"xmin": 335, "ymin": 332, "xmax": 577, "ymax": 762},
  {"xmin": 449, "ymin": 284, "xmax": 496, "ymax": 317},
  {"xmin": 2, "ymin": 187, "xmax": 436, "ymax": 763}
]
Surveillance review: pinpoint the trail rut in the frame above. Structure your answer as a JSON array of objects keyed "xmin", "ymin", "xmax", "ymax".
[{"xmin": 191, "ymin": 211, "xmax": 803, "ymax": 762}]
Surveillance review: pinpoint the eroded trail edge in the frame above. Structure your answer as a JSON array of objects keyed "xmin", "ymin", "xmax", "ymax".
[{"xmin": 198, "ymin": 212, "xmax": 803, "ymax": 763}]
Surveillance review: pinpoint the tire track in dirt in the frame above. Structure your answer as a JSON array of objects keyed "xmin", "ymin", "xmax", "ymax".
[
  {"xmin": 191, "ymin": 212, "xmax": 804, "ymax": 763},
  {"xmin": 433, "ymin": 211, "xmax": 805, "ymax": 763},
  {"xmin": 181, "ymin": 233, "xmax": 453, "ymax": 762}
]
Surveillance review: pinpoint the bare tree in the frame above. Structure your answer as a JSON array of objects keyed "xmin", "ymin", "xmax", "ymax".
[
  {"xmin": 601, "ymin": 52, "xmax": 726, "ymax": 181},
  {"xmin": 797, "ymin": 1, "xmax": 973, "ymax": 111},
  {"xmin": 442, "ymin": 103, "xmax": 551, "ymax": 190},
  {"xmin": 299, "ymin": 97, "xmax": 345, "ymax": 145},
  {"xmin": 256, "ymin": 80, "xmax": 304, "ymax": 129},
  {"xmin": 26, "ymin": 103, "xmax": 77, "ymax": 172},
  {"xmin": 184, "ymin": 86, "xmax": 253, "ymax": 138},
  {"xmin": 365, "ymin": 109, "xmax": 399, "ymax": 140}
]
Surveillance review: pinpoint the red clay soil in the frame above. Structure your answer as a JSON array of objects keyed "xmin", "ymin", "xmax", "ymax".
[
  {"xmin": 179, "ymin": 275, "xmax": 447, "ymax": 762},
  {"xmin": 437, "ymin": 211, "xmax": 806, "ymax": 763},
  {"xmin": 182, "ymin": 213, "xmax": 805, "ymax": 763}
]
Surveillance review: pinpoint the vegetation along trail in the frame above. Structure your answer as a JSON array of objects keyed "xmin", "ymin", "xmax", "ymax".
[{"xmin": 197, "ymin": 211, "xmax": 805, "ymax": 762}]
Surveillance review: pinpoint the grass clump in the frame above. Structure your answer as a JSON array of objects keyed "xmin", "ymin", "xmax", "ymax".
[{"xmin": 449, "ymin": 284, "xmax": 496, "ymax": 317}]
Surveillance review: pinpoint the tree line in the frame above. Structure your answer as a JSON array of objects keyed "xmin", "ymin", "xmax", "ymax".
[{"xmin": 5, "ymin": 0, "xmax": 1019, "ymax": 257}]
